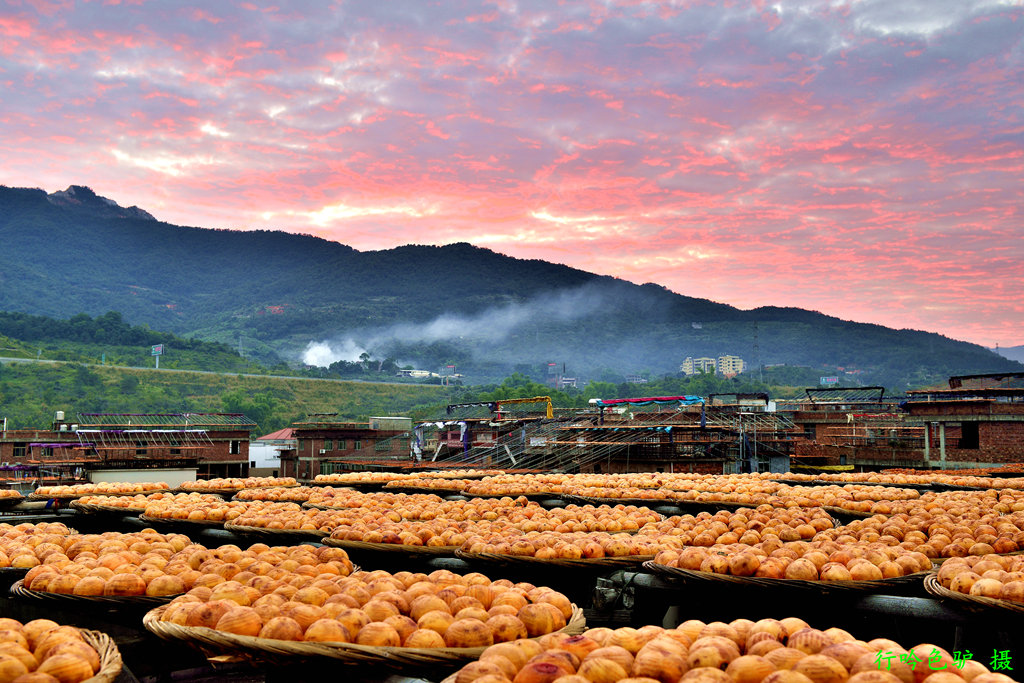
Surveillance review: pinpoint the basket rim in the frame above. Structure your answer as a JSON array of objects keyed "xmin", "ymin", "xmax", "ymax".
[
  {"xmin": 223, "ymin": 521, "xmax": 329, "ymax": 538},
  {"xmin": 821, "ymin": 506, "xmax": 875, "ymax": 519},
  {"xmin": 560, "ymin": 493, "xmax": 672, "ymax": 507},
  {"xmin": 70, "ymin": 501, "xmax": 147, "ymax": 514},
  {"xmin": 172, "ymin": 482, "xmax": 300, "ymax": 495},
  {"xmin": 923, "ymin": 572, "xmax": 1024, "ymax": 614},
  {"xmin": 28, "ymin": 489, "xmax": 170, "ymax": 501},
  {"xmin": 456, "ymin": 490, "xmax": 561, "ymax": 500},
  {"xmin": 642, "ymin": 560, "xmax": 931, "ymax": 592},
  {"xmin": 10, "ymin": 578, "xmax": 181, "ymax": 605},
  {"xmin": 81, "ymin": 628, "xmax": 124, "ymax": 683},
  {"xmin": 322, "ymin": 538, "xmax": 460, "ymax": 555},
  {"xmin": 142, "ymin": 603, "xmax": 585, "ymax": 669},
  {"xmin": 456, "ymin": 550, "xmax": 655, "ymax": 568},
  {"xmin": 138, "ymin": 513, "xmax": 226, "ymax": 527}
]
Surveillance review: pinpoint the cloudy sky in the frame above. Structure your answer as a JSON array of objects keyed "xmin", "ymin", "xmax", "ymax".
[{"xmin": 2, "ymin": 1, "xmax": 1022, "ymax": 347}]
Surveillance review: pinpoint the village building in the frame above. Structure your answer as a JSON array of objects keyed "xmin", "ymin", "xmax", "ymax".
[
  {"xmin": 0, "ymin": 411, "xmax": 257, "ymax": 489},
  {"xmin": 279, "ymin": 415, "xmax": 412, "ymax": 481},
  {"xmin": 901, "ymin": 372, "xmax": 1024, "ymax": 467}
]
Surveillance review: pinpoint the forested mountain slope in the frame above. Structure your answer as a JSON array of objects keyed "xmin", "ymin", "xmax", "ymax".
[{"xmin": 1, "ymin": 184, "xmax": 1019, "ymax": 389}]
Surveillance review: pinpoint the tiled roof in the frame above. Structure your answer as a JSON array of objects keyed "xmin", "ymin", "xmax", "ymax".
[{"xmin": 257, "ymin": 428, "xmax": 295, "ymax": 441}]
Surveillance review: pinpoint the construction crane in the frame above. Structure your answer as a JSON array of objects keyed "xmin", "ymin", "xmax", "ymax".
[{"xmin": 446, "ymin": 396, "xmax": 554, "ymax": 419}]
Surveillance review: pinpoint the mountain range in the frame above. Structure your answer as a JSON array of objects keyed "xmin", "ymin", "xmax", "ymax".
[{"xmin": 1, "ymin": 183, "xmax": 1020, "ymax": 389}]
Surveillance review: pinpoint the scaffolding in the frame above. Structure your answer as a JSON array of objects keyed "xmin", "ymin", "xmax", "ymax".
[
  {"xmin": 408, "ymin": 394, "xmax": 799, "ymax": 474},
  {"xmin": 75, "ymin": 428, "xmax": 213, "ymax": 454}
]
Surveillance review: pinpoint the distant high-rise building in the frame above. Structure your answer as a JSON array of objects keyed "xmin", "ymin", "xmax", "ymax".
[
  {"xmin": 681, "ymin": 357, "xmax": 717, "ymax": 375},
  {"xmin": 718, "ymin": 355, "xmax": 746, "ymax": 376}
]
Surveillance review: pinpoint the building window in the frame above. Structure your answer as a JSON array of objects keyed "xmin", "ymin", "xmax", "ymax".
[
  {"xmin": 12, "ymin": 444, "xmax": 26, "ymax": 458},
  {"xmin": 324, "ymin": 439, "xmax": 334, "ymax": 451},
  {"xmin": 250, "ymin": 460, "xmax": 257, "ymax": 467},
  {"xmin": 959, "ymin": 423, "xmax": 980, "ymax": 449},
  {"xmin": 337, "ymin": 440, "xmax": 346, "ymax": 450},
  {"xmin": 230, "ymin": 441, "xmax": 240, "ymax": 455},
  {"xmin": 135, "ymin": 441, "xmax": 147, "ymax": 456},
  {"xmin": 353, "ymin": 440, "xmax": 362, "ymax": 450}
]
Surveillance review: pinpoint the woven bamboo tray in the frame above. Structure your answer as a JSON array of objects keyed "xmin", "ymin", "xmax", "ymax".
[
  {"xmin": 312, "ymin": 481, "xmax": 388, "ymax": 490},
  {"xmin": 222, "ymin": 522, "xmax": 329, "ymax": 540},
  {"xmin": 384, "ymin": 485, "xmax": 467, "ymax": 495},
  {"xmin": 930, "ymin": 549, "xmax": 1024, "ymax": 565},
  {"xmin": 456, "ymin": 550, "xmax": 655, "ymax": 569},
  {"xmin": 10, "ymin": 578, "xmax": 181, "ymax": 607},
  {"xmin": 641, "ymin": 561, "xmax": 930, "ymax": 593},
  {"xmin": 668, "ymin": 498, "xmax": 756, "ymax": 511},
  {"xmin": 28, "ymin": 490, "xmax": 164, "ymax": 502},
  {"xmin": 80, "ymin": 628, "xmax": 124, "ymax": 683},
  {"xmin": 560, "ymin": 494, "xmax": 668, "ymax": 508},
  {"xmin": 322, "ymin": 538, "xmax": 461, "ymax": 556},
  {"xmin": 174, "ymin": 483, "xmax": 300, "ymax": 496},
  {"xmin": 0, "ymin": 493, "xmax": 25, "ymax": 508},
  {"xmin": 138, "ymin": 514, "xmax": 225, "ymax": 528},
  {"xmin": 457, "ymin": 490, "xmax": 559, "ymax": 500},
  {"xmin": 142, "ymin": 603, "xmax": 585, "ymax": 672},
  {"xmin": 822, "ymin": 506, "xmax": 875, "ymax": 519},
  {"xmin": 70, "ymin": 501, "xmax": 146, "ymax": 515},
  {"xmin": 923, "ymin": 572, "xmax": 1024, "ymax": 614},
  {"xmin": 301, "ymin": 502, "xmax": 367, "ymax": 512}
]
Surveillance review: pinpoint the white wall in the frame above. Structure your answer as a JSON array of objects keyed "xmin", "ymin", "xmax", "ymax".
[{"xmin": 249, "ymin": 442, "xmax": 283, "ymax": 469}]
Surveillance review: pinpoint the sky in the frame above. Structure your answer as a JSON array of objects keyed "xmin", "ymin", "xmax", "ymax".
[{"xmin": 2, "ymin": 1, "xmax": 1023, "ymax": 348}]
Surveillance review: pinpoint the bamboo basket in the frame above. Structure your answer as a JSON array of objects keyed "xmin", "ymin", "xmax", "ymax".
[
  {"xmin": 923, "ymin": 572, "xmax": 1024, "ymax": 614},
  {"xmin": 384, "ymin": 485, "xmax": 468, "ymax": 495},
  {"xmin": 78, "ymin": 629, "xmax": 124, "ymax": 683},
  {"xmin": 311, "ymin": 481, "xmax": 385, "ymax": 489},
  {"xmin": 28, "ymin": 491, "xmax": 159, "ymax": 502},
  {"xmin": 822, "ymin": 506, "xmax": 875, "ymax": 520},
  {"xmin": 70, "ymin": 501, "xmax": 145, "ymax": 515},
  {"xmin": 10, "ymin": 578, "xmax": 180, "ymax": 607},
  {"xmin": 138, "ymin": 514, "xmax": 225, "ymax": 528},
  {"xmin": 0, "ymin": 493, "xmax": 25, "ymax": 508},
  {"xmin": 667, "ymin": 498, "xmax": 755, "ymax": 511},
  {"xmin": 456, "ymin": 550, "xmax": 655, "ymax": 569},
  {"xmin": 142, "ymin": 603, "xmax": 584, "ymax": 672},
  {"xmin": 457, "ymin": 490, "xmax": 560, "ymax": 501},
  {"xmin": 173, "ymin": 482, "xmax": 300, "ymax": 496},
  {"xmin": 322, "ymin": 537, "xmax": 461, "ymax": 556},
  {"xmin": 223, "ymin": 522, "xmax": 329, "ymax": 540},
  {"xmin": 642, "ymin": 561, "xmax": 930, "ymax": 594},
  {"xmin": 560, "ymin": 494, "xmax": 668, "ymax": 508}
]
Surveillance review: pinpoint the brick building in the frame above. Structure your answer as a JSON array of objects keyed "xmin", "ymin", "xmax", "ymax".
[
  {"xmin": 901, "ymin": 373, "xmax": 1024, "ymax": 467},
  {"xmin": 281, "ymin": 416, "xmax": 412, "ymax": 481},
  {"xmin": 0, "ymin": 412, "xmax": 257, "ymax": 487},
  {"xmin": 776, "ymin": 375, "xmax": 1024, "ymax": 471}
]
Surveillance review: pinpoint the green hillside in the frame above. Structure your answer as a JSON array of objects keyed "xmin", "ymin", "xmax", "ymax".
[
  {"xmin": 0, "ymin": 360, "xmax": 446, "ymax": 435},
  {"xmin": 1, "ymin": 184, "xmax": 1020, "ymax": 390}
]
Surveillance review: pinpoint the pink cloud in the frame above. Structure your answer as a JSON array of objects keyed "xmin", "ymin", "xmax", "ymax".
[{"xmin": 0, "ymin": 0, "xmax": 1021, "ymax": 348}]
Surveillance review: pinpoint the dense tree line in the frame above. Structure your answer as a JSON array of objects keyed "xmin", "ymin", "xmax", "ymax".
[{"xmin": 0, "ymin": 311, "xmax": 233, "ymax": 353}]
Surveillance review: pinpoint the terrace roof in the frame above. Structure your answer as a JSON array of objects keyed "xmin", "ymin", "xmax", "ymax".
[{"xmin": 76, "ymin": 413, "xmax": 257, "ymax": 429}]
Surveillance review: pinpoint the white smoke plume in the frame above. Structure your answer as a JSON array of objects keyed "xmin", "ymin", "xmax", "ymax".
[
  {"xmin": 301, "ymin": 339, "xmax": 370, "ymax": 366},
  {"xmin": 299, "ymin": 282, "xmax": 625, "ymax": 367}
]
